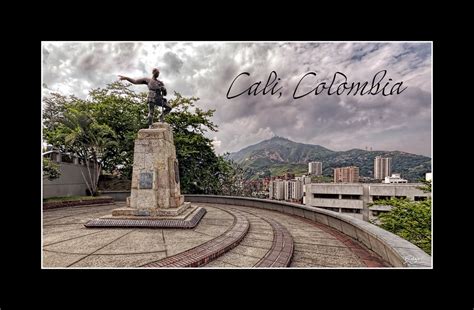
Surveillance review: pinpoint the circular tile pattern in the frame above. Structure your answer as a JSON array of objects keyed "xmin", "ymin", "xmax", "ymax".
[{"xmin": 42, "ymin": 202, "xmax": 387, "ymax": 268}]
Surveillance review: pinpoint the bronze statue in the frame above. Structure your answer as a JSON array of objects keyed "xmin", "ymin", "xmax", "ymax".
[{"xmin": 118, "ymin": 68, "xmax": 171, "ymax": 127}]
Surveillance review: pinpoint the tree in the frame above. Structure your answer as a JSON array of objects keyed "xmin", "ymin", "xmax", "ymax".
[
  {"xmin": 165, "ymin": 93, "xmax": 239, "ymax": 194},
  {"xmin": 43, "ymin": 83, "xmax": 243, "ymax": 195},
  {"xmin": 43, "ymin": 83, "xmax": 149, "ymax": 179},
  {"xmin": 43, "ymin": 157, "xmax": 61, "ymax": 181},
  {"xmin": 87, "ymin": 82, "xmax": 150, "ymax": 178},
  {"xmin": 418, "ymin": 179, "xmax": 432, "ymax": 193},
  {"xmin": 51, "ymin": 108, "xmax": 117, "ymax": 196},
  {"xmin": 371, "ymin": 197, "xmax": 431, "ymax": 254}
]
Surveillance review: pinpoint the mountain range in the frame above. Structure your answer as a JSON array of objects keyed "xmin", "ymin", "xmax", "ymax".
[{"xmin": 227, "ymin": 136, "xmax": 431, "ymax": 181}]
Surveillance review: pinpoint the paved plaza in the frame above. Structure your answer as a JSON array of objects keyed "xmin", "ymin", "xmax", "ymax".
[{"xmin": 43, "ymin": 202, "xmax": 388, "ymax": 268}]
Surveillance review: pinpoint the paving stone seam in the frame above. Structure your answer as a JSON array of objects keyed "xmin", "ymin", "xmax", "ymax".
[
  {"xmin": 66, "ymin": 229, "xmax": 136, "ymax": 267},
  {"xmin": 43, "ymin": 208, "xmax": 115, "ymax": 223},
  {"xmin": 43, "ymin": 227, "xmax": 93, "ymax": 235},
  {"xmin": 43, "ymin": 230, "xmax": 106, "ymax": 247},
  {"xmin": 218, "ymin": 204, "xmax": 386, "ymax": 267},
  {"xmin": 141, "ymin": 208, "xmax": 249, "ymax": 267},
  {"xmin": 228, "ymin": 208, "xmax": 293, "ymax": 268},
  {"xmin": 43, "ymin": 249, "xmax": 168, "ymax": 256},
  {"xmin": 284, "ymin": 212, "xmax": 388, "ymax": 267}
]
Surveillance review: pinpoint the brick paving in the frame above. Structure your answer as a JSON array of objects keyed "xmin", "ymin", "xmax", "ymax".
[
  {"xmin": 207, "ymin": 208, "xmax": 293, "ymax": 268},
  {"xmin": 254, "ymin": 216, "xmax": 293, "ymax": 267},
  {"xmin": 141, "ymin": 209, "xmax": 249, "ymax": 267},
  {"xmin": 216, "ymin": 205, "xmax": 387, "ymax": 268},
  {"xmin": 42, "ymin": 202, "xmax": 390, "ymax": 268},
  {"xmin": 83, "ymin": 208, "xmax": 206, "ymax": 229}
]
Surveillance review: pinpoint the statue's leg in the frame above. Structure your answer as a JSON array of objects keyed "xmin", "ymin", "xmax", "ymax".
[
  {"xmin": 163, "ymin": 100, "xmax": 172, "ymax": 115},
  {"xmin": 148, "ymin": 101, "xmax": 154, "ymax": 127}
]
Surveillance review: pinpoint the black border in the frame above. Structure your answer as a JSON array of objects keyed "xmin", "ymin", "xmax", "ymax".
[{"xmin": 3, "ymin": 14, "xmax": 470, "ymax": 309}]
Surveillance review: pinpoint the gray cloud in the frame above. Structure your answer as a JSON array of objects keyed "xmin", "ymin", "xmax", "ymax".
[
  {"xmin": 42, "ymin": 42, "xmax": 432, "ymax": 157},
  {"xmin": 162, "ymin": 51, "xmax": 184, "ymax": 74}
]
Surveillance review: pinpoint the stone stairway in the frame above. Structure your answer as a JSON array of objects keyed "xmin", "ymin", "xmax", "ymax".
[{"xmin": 141, "ymin": 206, "xmax": 295, "ymax": 268}]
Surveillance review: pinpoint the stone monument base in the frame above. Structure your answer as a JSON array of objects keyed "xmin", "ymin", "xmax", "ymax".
[
  {"xmin": 112, "ymin": 201, "xmax": 192, "ymax": 217},
  {"xmin": 84, "ymin": 204, "xmax": 206, "ymax": 229},
  {"xmin": 84, "ymin": 122, "xmax": 207, "ymax": 229}
]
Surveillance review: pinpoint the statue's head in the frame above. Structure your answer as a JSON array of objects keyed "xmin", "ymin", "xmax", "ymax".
[{"xmin": 152, "ymin": 68, "xmax": 160, "ymax": 78}]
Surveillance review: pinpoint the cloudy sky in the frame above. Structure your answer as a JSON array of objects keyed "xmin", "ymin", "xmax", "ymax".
[{"xmin": 42, "ymin": 42, "xmax": 431, "ymax": 157}]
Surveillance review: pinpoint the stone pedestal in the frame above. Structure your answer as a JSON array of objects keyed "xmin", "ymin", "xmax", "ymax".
[{"xmin": 85, "ymin": 122, "xmax": 205, "ymax": 228}]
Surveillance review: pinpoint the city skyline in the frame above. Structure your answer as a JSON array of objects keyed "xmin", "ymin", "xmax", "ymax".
[{"xmin": 42, "ymin": 42, "xmax": 432, "ymax": 156}]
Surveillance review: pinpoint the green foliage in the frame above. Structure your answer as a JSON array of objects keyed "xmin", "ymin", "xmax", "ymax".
[
  {"xmin": 417, "ymin": 179, "xmax": 432, "ymax": 193},
  {"xmin": 164, "ymin": 93, "xmax": 241, "ymax": 194},
  {"xmin": 87, "ymin": 82, "xmax": 150, "ymax": 178},
  {"xmin": 46, "ymin": 107, "xmax": 117, "ymax": 196},
  {"xmin": 43, "ymin": 157, "xmax": 61, "ymax": 180},
  {"xmin": 43, "ymin": 83, "xmax": 240, "ymax": 195},
  {"xmin": 372, "ymin": 198, "xmax": 432, "ymax": 254},
  {"xmin": 43, "ymin": 83, "xmax": 148, "ymax": 179},
  {"xmin": 310, "ymin": 175, "xmax": 333, "ymax": 183}
]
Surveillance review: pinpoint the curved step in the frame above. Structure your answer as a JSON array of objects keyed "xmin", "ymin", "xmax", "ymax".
[
  {"xmin": 235, "ymin": 208, "xmax": 293, "ymax": 267},
  {"xmin": 141, "ymin": 208, "xmax": 249, "ymax": 267},
  {"xmin": 202, "ymin": 207, "xmax": 294, "ymax": 268},
  {"xmin": 254, "ymin": 215, "xmax": 293, "ymax": 267}
]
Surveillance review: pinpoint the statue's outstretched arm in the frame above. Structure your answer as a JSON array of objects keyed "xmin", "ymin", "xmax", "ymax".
[{"xmin": 118, "ymin": 76, "xmax": 148, "ymax": 85}]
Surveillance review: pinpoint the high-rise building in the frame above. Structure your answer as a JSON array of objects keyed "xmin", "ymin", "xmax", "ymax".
[
  {"xmin": 269, "ymin": 179, "xmax": 304, "ymax": 202},
  {"xmin": 269, "ymin": 180, "xmax": 286, "ymax": 200},
  {"xmin": 374, "ymin": 156, "xmax": 392, "ymax": 180},
  {"xmin": 334, "ymin": 166, "xmax": 359, "ymax": 183},
  {"xmin": 284, "ymin": 180, "xmax": 303, "ymax": 202},
  {"xmin": 292, "ymin": 180, "xmax": 303, "ymax": 201},
  {"xmin": 308, "ymin": 162, "xmax": 322, "ymax": 175}
]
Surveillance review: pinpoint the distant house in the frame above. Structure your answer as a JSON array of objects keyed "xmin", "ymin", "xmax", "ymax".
[{"xmin": 43, "ymin": 150, "xmax": 97, "ymax": 198}]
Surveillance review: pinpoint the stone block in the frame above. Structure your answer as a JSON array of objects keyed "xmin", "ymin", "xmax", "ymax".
[
  {"xmin": 355, "ymin": 228, "xmax": 371, "ymax": 249},
  {"xmin": 293, "ymin": 207, "xmax": 305, "ymax": 218},
  {"xmin": 314, "ymin": 213, "xmax": 329, "ymax": 226},
  {"xmin": 303, "ymin": 209, "xmax": 316, "ymax": 221},
  {"xmin": 368, "ymin": 234, "xmax": 389, "ymax": 262},
  {"xmin": 340, "ymin": 221, "xmax": 357, "ymax": 239},
  {"xmin": 327, "ymin": 217, "xmax": 342, "ymax": 231}
]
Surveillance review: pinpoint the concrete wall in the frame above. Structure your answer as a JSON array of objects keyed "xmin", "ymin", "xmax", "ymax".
[
  {"xmin": 310, "ymin": 198, "xmax": 364, "ymax": 210},
  {"xmin": 99, "ymin": 191, "xmax": 130, "ymax": 201},
  {"xmin": 43, "ymin": 162, "xmax": 97, "ymax": 198},
  {"xmin": 184, "ymin": 195, "xmax": 431, "ymax": 268},
  {"xmin": 305, "ymin": 183, "xmax": 431, "ymax": 221},
  {"xmin": 308, "ymin": 184, "xmax": 363, "ymax": 195},
  {"xmin": 367, "ymin": 184, "xmax": 430, "ymax": 201}
]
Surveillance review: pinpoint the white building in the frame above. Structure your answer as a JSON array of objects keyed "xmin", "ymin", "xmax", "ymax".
[
  {"xmin": 308, "ymin": 162, "xmax": 322, "ymax": 175},
  {"xmin": 426, "ymin": 173, "xmax": 432, "ymax": 181},
  {"xmin": 383, "ymin": 173, "xmax": 408, "ymax": 184},
  {"xmin": 270, "ymin": 179, "xmax": 303, "ymax": 202},
  {"xmin": 374, "ymin": 156, "xmax": 392, "ymax": 180},
  {"xmin": 304, "ymin": 183, "xmax": 431, "ymax": 221},
  {"xmin": 43, "ymin": 150, "xmax": 97, "ymax": 198},
  {"xmin": 284, "ymin": 180, "xmax": 303, "ymax": 202},
  {"xmin": 269, "ymin": 180, "xmax": 286, "ymax": 200},
  {"xmin": 296, "ymin": 176, "xmax": 312, "ymax": 204}
]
